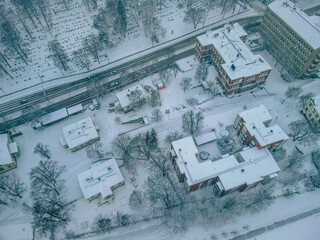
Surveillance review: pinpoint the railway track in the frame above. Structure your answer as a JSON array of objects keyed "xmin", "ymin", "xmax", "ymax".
[{"xmin": 0, "ymin": 15, "xmax": 262, "ymax": 128}]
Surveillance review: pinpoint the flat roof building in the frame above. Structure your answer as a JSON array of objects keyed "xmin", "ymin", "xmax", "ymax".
[
  {"xmin": 260, "ymin": 0, "xmax": 320, "ymax": 78},
  {"xmin": 61, "ymin": 117, "xmax": 99, "ymax": 151},
  {"xmin": 78, "ymin": 159, "xmax": 125, "ymax": 203},
  {"xmin": 196, "ymin": 23, "xmax": 272, "ymax": 95},
  {"xmin": 0, "ymin": 134, "xmax": 19, "ymax": 174},
  {"xmin": 171, "ymin": 136, "xmax": 280, "ymax": 194},
  {"xmin": 115, "ymin": 85, "xmax": 147, "ymax": 113},
  {"xmin": 234, "ymin": 105, "xmax": 289, "ymax": 151}
]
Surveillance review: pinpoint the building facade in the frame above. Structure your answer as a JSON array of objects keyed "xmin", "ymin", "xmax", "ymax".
[
  {"xmin": 196, "ymin": 23, "xmax": 272, "ymax": 95},
  {"xmin": 170, "ymin": 136, "xmax": 280, "ymax": 195},
  {"xmin": 304, "ymin": 96, "xmax": 320, "ymax": 129},
  {"xmin": 233, "ymin": 105, "xmax": 289, "ymax": 151},
  {"xmin": 260, "ymin": 0, "xmax": 320, "ymax": 78}
]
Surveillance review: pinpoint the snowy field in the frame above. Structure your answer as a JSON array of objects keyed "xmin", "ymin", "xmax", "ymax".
[
  {"xmin": 0, "ymin": 0, "xmax": 253, "ymax": 98},
  {"xmin": 1, "ymin": 46, "xmax": 320, "ymax": 239}
]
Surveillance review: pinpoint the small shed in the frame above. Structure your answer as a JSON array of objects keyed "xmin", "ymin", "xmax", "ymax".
[{"xmin": 194, "ymin": 132, "xmax": 217, "ymax": 146}]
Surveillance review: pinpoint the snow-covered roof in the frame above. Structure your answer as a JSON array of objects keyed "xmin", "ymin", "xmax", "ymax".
[
  {"xmin": 41, "ymin": 108, "xmax": 68, "ymax": 126},
  {"xmin": 219, "ymin": 147, "xmax": 280, "ymax": 191},
  {"xmin": 312, "ymin": 96, "xmax": 320, "ymax": 113},
  {"xmin": 63, "ymin": 117, "xmax": 99, "ymax": 150},
  {"xmin": 194, "ymin": 131, "xmax": 217, "ymax": 146},
  {"xmin": 197, "ymin": 23, "xmax": 271, "ymax": 80},
  {"xmin": 66, "ymin": 104, "xmax": 83, "ymax": 115},
  {"xmin": 268, "ymin": 0, "xmax": 320, "ymax": 50},
  {"xmin": 8, "ymin": 142, "xmax": 18, "ymax": 154},
  {"xmin": 78, "ymin": 159, "xmax": 124, "ymax": 199},
  {"xmin": 172, "ymin": 136, "xmax": 239, "ymax": 186},
  {"xmin": 0, "ymin": 134, "xmax": 13, "ymax": 165},
  {"xmin": 175, "ymin": 56, "xmax": 197, "ymax": 72},
  {"xmin": 238, "ymin": 105, "xmax": 289, "ymax": 147},
  {"xmin": 115, "ymin": 84, "xmax": 146, "ymax": 108}
]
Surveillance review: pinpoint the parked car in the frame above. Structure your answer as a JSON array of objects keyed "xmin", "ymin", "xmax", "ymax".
[
  {"xmin": 20, "ymin": 99, "xmax": 29, "ymax": 104},
  {"xmin": 109, "ymin": 102, "xmax": 115, "ymax": 107},
  {"xmin": 108, "ymin": 108, "xmax": 115, "ymax": 113}
]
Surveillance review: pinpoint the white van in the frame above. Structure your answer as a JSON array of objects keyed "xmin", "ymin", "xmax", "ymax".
[{"xmin": 92, "ymin": 98, "xmax": 100, "ymax": 110}]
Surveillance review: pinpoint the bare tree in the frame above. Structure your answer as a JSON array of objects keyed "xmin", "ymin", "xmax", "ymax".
[
  {"xmin": 72, "ymin": 48, "xmax": 91, "ymax": 70},
  {"xmin": 182, "ymin": 110, "xmax": 204, "ymax": 135},
  {"xmin": 152, "ymin": 108, "xmax": 162, "ymax": 122},
  {"xmin": 86, "ymin": 142, "xmax": 106, "ymax": 161},
  {"xmin": 180, "ymin": 77, "xmax": 192, "ymax": 92},
  {"xmin": 27, "ymin": 160, "xmax": 72, "ymax": 240},
  {"xmin": 271, "ymin": 148, "xmax": 286, "ymax": 162},
  {"xmin": 165, "ymin": 131, "xmax": 183, "ymax": 144},
  {"xmin": 202, "ymin": 0, "xmax": 218, "ymax": 27},
  {"xmin": 91, "ymin": 214, "xmax": 111, "ymax": 233},
  {"xmin": 244, "ymin": 186, "xmax": 274, "ymax": 213},
  {"xmin": 288, "ymin": 119, "xmax": 312, "ymax": 141},
  {"xmin": 149, "ymin": 89, "xmax": 161, "ymax": 107},
  {"xmin": 207, "ymin": 80, "xmax": 220, "ymax": 96},
  {"xmin": 0, "ymin": 174, "xmax": 25, "ymax": 205},
  {"xmin": 128, "ymin": 190, "xmax": 144, "ymax": 210},
  {"xmin": 285, "ymin": 86, "xmax": 302, "ymax": 100},
  {"xmin": 183, "ymin": 7, "xmax": 206, "ymax": 29},
  {"xmin": 129, "ymin": 88, "xmax": 145, "ymax": 109},
  {"xmin": 34, "ymin": 142, "xmax": 51, "ymax": 159},
  {"xmin": 159, "ymin": 68, "xmax": 172, "ymax": 85},
  {"xmin": 48, "ymin": 39, "xmax": 69, "ymax": 72},
  {"xmin": 195, "ymin": 63, "xmax": 208, "ymax": 82},
  {"xmin": 282, "ymin": 150, "xmax": 304, "ymax": 172},
  {"xmin": 112, "ymin": 136, "xmax": 135, "ymax": 170},
  {"xmin": 83, "ymin": 34, "xmax": 104, "ymax": 64}
]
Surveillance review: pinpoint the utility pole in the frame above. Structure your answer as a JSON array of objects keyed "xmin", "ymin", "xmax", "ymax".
[{"xmin": 38, "ymin": 73, "xmax": 51, "ymax": 104}]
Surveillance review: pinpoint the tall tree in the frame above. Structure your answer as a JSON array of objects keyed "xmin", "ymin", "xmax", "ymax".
[
  {"xmin": 83, "ymin": 34, "xmax": 103, "ymax": 64},
  {"xmin": 142, "ymin": 15, "xmax": 166, "ymax": 44},
  {"xmin": 0, "ymin": 174, "xmax": 25, "ymax": 205},
  {"xmin": 48, "ymin": 39, "xmax": 69, "ymax": 72},
  {"xmin": 72, "ymin": 48, "xmax": 91, "ymax": 70},
  {"xmin": 182, "ymin": 110, "xmax": 204, "ymax": 135},
  {"xmin": 86, "ymin": 142, "xmax": 106, "ymax": 161},
  {"xmin": 183, "ymin": 7, "xmax": 206, "ymax": 29},
  {"xmin": 128, "ymin": 190, "xmax": 144, "ymax": 210},
  {"xmin": 34, "ymin": 142, "xmax": 51, "ymax": 159},
  {"xmin": 116, "ymin": 0, "xmax": 127, "ymax": 37},
  {"xmin": 27, "ymin": 160, "xmax": 72, "ymax": 240}
]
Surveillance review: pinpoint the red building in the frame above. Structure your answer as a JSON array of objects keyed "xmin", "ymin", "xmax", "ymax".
[
  {"xmin": 233, "ymin": 105, "xmax": 289, "ymax": 151},
  {"xmin": 196, "ymin": 23, "xmax": 272, "ymax": 95}
]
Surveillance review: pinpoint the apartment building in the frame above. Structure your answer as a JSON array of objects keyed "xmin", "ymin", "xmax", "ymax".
[
  {"xmin": 196, "ymin": 23, "xmax": 272, "ymax": 95},
  {"xmin": 304, "ymin": 96, "xmax": 320, "ymax": 129},
  {"xmin": 233, "ymin": 105, "xmax": 289, "ymax": 151},
  {"xmin": 260, "ymin": 0, "xmax": 320, "ymax": 78}
]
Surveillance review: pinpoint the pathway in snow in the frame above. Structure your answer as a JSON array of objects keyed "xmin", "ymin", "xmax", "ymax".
[{"xmin": 230, "ymin": 205, "xmax": 320, "ymax": 240}]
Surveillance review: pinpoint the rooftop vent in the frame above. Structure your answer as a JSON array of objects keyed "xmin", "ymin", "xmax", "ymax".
[
  {"xmin": 237, "ymin": 53, "xmax": 240, "ymax": 57},
  {"xmin": 259, "ymin": 58, "xmax": 264, "ymax": 62},
  {"xmin": 179, "ymin": 148, "xmax": 182, "ymax": 151},
  {"xmin": 241, "ymin": 169, "xmax": 245, "ymax": 172},
  {"xmin": 270, "ymin": 129, "xmax": 273, "ymax": 133},
  {"xmin": 108, "ymin": 167, "xmax": 112, "ymax": 171},
  {"xmin": 214, "ymin": 33, "xmax": 219, "ymax": 38},
  {"xmin": 226, "ymin": 26, "xmax": 231, "ymax": 33},
  {"xmin": 231, "ymin": 64, "xmax": 236, "ymax": 71}
]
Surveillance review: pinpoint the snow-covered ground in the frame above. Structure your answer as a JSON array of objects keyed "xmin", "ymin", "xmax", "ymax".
[
  {"xmin": 1, "ymin": 47, "xmax": 320, "ymax": 239},
  {"xmin": 0, "ymin": 0, "xmax": 255, "ymax": 98}
]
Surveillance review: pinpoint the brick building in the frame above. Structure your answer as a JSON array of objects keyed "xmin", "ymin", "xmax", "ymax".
[
  {"xmin": 234, "ymin": 105, "xmax": 289, "ymax": 151},
  {"xmin": 260, "ymin": 0, "xmax": 320, "ymax": 78},
  {"xmin": 170, "ymin": 136, "xmax": 280, "ymax": 195},
  {"xmin": 196, "ymin": 23, "xmax": 272, "ymax": 95}
]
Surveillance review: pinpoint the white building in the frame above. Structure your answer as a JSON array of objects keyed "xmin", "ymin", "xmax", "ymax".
[
  {"xmin": 115, "ymin": 84, "xmax": 147, "ymax": 113},
  {"xmin": 78, "ymin": 159, "xmax": 125, "ymax": 203},
  {"xmin": 171, "ymin": 136, "xmax": 280, "ymax": 194},
  {"xmin": 0, "ymin": 134, "xmax": 19, "ymax": 174},
  {"xmin": 234, "ymin": 105, "xmax": 289, "ymax": 150},
  {"xmin": 60, "ymin": 117, "xmax": 99, "ymax": 151}
]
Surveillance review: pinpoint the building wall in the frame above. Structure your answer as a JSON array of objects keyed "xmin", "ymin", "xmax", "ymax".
[
  {"xmin": 70, "ymin": 136, "xmax": 100, "ymax": 152},
  {"xmin": 304, "ymin": 98, "xmax": 320, "ymax": 129},
  {"xmin": 260, "ymin": 7, "xmax": 320, "ymax": 78},
  {"xmin": 196, "ymin": 37, "xmax": 271, "ymax": 95},
  {"xmin": 0, "ymin": 136, "xmax": 17, "ymax": 174}
]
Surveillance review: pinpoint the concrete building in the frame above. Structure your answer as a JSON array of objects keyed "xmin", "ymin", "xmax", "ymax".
[
  {"xmin": 170, "ymin": 136, "xmax": 280, "ymax": 194},
  {"xmin": 60, "ymin": 117, "xmax": 100, "ymax": 152},
  {"xmin": 78, "ymin": 159, "xmax": 125, "ymax": 204},
  {"xmin": 0, "ymin": 134, "xmax": 20, "ymax": 174},
  {"xmin": 234, "ymin": 105, "xmax": 289, "ymax": 151},
  {"xmin": 196, "ymin": 23, "xmax": 272, "ymax": 95},
  {"xmin": 260, "ymin": 0, "xmax": 320, "ymax": 78},
  {"xmin": 304, "ymin": 96, "xmax": 320, "ymax": 129}
]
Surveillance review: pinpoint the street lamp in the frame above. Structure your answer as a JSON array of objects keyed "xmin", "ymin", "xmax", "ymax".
[{"xmin": 38, "ymin": 73, "xmax": 51, "ymax": 104}]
